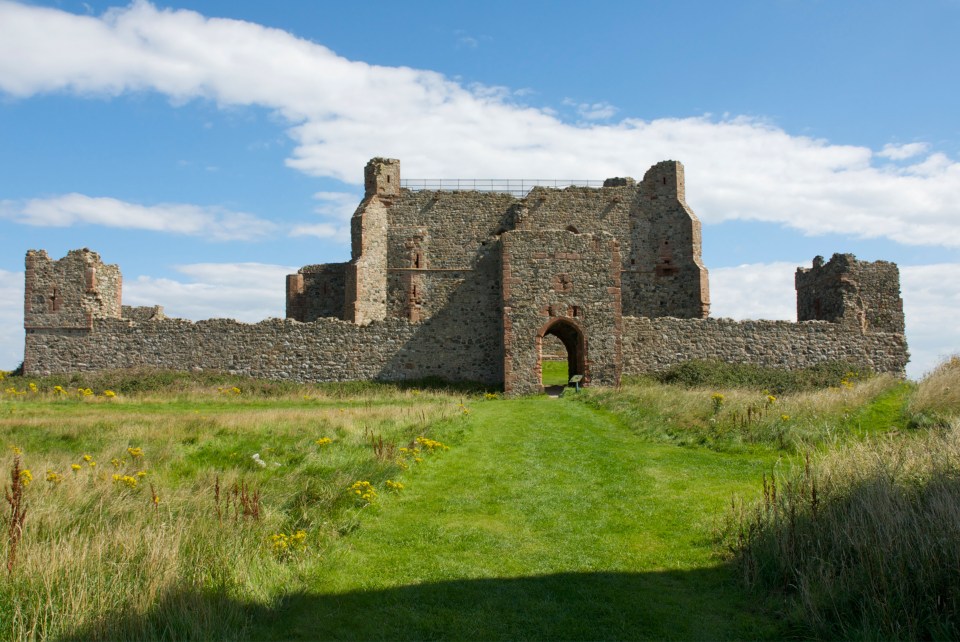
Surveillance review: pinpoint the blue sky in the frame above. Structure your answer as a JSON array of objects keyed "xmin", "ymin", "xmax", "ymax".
[{"xmin": 1, "ymin": 0, "xmax": 958, "ymax": 377}]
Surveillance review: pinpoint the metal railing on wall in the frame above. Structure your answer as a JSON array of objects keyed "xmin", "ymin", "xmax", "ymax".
[{"xmin": 400, "ymin": 179, "xmax": 604, "ymax": 198}]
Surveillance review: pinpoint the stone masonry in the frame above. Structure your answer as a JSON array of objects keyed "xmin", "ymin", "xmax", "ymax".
[{"xmin": 22, "ymin": 158, "xmax": 909, "ymax": 394}]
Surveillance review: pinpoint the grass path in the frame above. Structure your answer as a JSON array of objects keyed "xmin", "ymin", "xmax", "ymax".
[{"xmin": 255, "ymin": 397, "xmax": 783, "ymax": 640}]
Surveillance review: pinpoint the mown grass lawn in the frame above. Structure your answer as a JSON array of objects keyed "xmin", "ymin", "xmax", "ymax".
[{"xmin": 250, "ymin": 397, "xmax": 783, "ymax": 640}]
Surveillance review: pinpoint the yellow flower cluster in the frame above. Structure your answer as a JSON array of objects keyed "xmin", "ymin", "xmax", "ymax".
[
  {"xmin": 28, "ymin": 383, "xmax": 38, "ymax": 393},
  {"xmin": 385, "ymin": 479, "xmax": 404, "ymax": 492},
  {"xmin": 127, "ymin": 446, "xmax": 145, "ymax": 459},
  {"xmin": 103, "ymin": 390, "xmax": 117, "ymax": 398},
  {"xmin": 349, "ymin": 480, "xmax": 376, "ymax": 503},
  {"xmin": 414, "ymin": 436, "xmax": 449, "ymax": 452},
  {"xmin": 111, "ymin": 457, "xmax": 126, "ymax": 469},
  {"xmin": 19, "ymin": 469, "xmax": 33, "ymax": 486},
  {"xmin": 766, "ymin": 394, "xmax": 777, "ymax": 406},
  {"xmin": 314, "ymin": 437, "xmax": 332, "ymax": 447},
  {"xmin": 71, "ymin": 463, "xmax": 82, "ymax": 472},
  {"xmin": 112, "ymin": 474, "xmax": 138, "ymax": 488},
  {"xmin": 46, "ymin": 470, "xmax": 63, "ymax": 485},
  {"xmin": 484, "ymin": 392, "xmax": 499, "ymax": 400},
  {"xmin": 457, "ymin": 403, "xmax": 470, "ymax": 415},
  {"xmin": 711, "ymin": 393, "xmax": 725, "ymax": 413},
  {"xmin": 9, "ymin": 445, "xmax": 22, "ymax": 455},
  {"xmin": 780, "ymin": 414, "xmax": 791, "ymax": 421},
  {"xmin": 78, "ymin": 388, "xmax": 94, "ymax": 397},
  {"xmin": 52, "ymin": 385, "xmax": 66, "ymax": 395},
  {"xmin": 218, "ymin": 386, "xmax": 242, "ymax": 395},
  {"xmin": 270, "ymin": 530, "xmax": 308, "ymax": 557}
]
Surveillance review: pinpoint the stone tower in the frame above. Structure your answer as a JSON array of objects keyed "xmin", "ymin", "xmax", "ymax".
[{"xmin": 796, "ymin": 253, "xmax": 905, "ymax": 333}]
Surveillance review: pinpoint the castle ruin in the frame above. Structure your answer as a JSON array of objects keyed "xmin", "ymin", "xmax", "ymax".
[{"xmin": 22, "ymin": 158, "xmax": 909, "ymax": 394}]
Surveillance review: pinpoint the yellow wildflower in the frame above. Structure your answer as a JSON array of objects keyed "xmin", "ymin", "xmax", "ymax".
[
  {"xmin": 19, "ymin": 469, "xmax": 33, "ymax": 486},
  {"xmin": 71, "ymin": 463, "xmax": 82, "ymax": 472},
  {"xmin": 127, "ymin": 447, "xmax": 144, "ymax": 459},
  {"xmin": 315, "ymin": 437, "xmax": 332, "ymax": 447},
  {"xmin": 46, "ymin": 470, "xmax": 63, "ymax": 485}
]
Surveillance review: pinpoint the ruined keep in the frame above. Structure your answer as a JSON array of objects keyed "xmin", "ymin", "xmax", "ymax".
[{"xmin": 23, "ymin": 158, "xmax": 909, "ymax": 394}]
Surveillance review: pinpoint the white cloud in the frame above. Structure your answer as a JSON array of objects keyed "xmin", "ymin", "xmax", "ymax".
[
  {"xmin": 710, "ymin": 261, "xmax": 960, "ymax": 380},
  {"xmin": 0, "ymin": 270, "xmax": 24, "ymax": 371},
  {"xmin": 563, "ymin": 98, "xmax": 619, "ymax": 121},
  {"xmin": 0, "ymin": 193, "xmax": 276, "ymax": 241},
  {"xmin": 289, "ymin": 191, "xmax": 359, "ymax": 241},
  {"xmin": 710, "ymin": 262, "xmax": 797, "ymax": 322},
  {"xmin": 0, "ymin": 1, "xmax": 958, "ymax": 249},
  {"xmin": 901, "ymin": 264, "xmax": 960, "ymax": 378},
  {"xmin": 124, "ymin": 262, "xmax": 295, "ymax": 322},
  {"xmin": 878, "ymin": 142, "xmax": 930, "ymax": 160}
]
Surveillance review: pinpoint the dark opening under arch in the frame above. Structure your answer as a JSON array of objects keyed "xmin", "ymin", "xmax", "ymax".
[{"xmin": 538, "ymin": 317, "xmax": 586, "ymax": 388}]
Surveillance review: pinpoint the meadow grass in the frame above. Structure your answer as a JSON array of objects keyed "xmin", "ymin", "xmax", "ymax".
[
  {"xmin": 578, "ymin": 372, "xmax": 908, "ymax": 453},
  {"xmin": 0, "ymin": 363, "xmax": 956, "ymax": 640},
  {"xmin": 0, "ymin": 377, "xmax": 468, "ymax": 640}
]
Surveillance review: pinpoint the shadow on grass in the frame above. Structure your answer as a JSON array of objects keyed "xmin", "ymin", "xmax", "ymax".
[{"xmin": 60, "ymin": 568, "xmax": 784, "ymax": 641}]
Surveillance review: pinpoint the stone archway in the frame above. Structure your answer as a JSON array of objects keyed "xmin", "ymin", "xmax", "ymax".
[{"xmin": 537, "ymin": 317, "xmax": 587, "ymax": 389}]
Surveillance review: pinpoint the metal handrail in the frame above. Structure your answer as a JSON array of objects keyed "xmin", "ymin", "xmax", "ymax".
[{"xmin": 400, "ymin": 178, "xmax": 604, "ymax": 198}]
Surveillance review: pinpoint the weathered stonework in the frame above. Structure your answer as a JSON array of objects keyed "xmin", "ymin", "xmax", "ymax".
[{"xmin": 22, "ymin": 158, "xmax": 910, "ymax": 394}]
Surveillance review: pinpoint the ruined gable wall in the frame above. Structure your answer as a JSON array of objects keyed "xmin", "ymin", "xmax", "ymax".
[
  {"xmin": 621, "ymin": 316, "xmax": 909, "ymax": 376},
  {"xmin": 24, "ymin": 249, "xmax": 122, "ymax": 332},
  {"xmin": 625, "ymin": 162, "xmax": 710, "ymax": 319}
]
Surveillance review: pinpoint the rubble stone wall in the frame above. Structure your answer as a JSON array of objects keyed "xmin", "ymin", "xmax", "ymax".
[{"xmin": 621, "ymin": 316, "xmax": 909, "ymax": 376}]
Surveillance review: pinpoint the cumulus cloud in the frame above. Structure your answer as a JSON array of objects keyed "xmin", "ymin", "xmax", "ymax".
[
  {"xmin": 877, "ymin": 142, "xmax": 930, "ymax": 160},
  {"xmin": 563, "ymin": 98, "xmax": 619, "ymax": 121},
  {"xmin": 0, "ymin": 1, "xmax": 958, "ymax": 248},
  {"xmin": 0, "ymin": 194, "xmax": 276, "ymax": 240},
  {"xmin": 124, "ymin": 262, "xmax": 295, "ymax": 322},
  {"xmin": 709, "ymin": 262, "xmax": 797, "ymax": 322},
  {"xmin": 0, "ymin": 270, "xmax": 24, "ymax": 370},
  {"xmin": 901, "ymin": 264, "xmax": 960, "ymax": 378}
]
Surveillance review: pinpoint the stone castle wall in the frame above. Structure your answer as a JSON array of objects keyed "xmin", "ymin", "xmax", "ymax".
[
  {"xmin": 21, "ymin": 158, "xmax": 910, "ymax": 392},
  {"xmin": 622, "ymin": 317, "xmax": 908, "ymax": 376}
]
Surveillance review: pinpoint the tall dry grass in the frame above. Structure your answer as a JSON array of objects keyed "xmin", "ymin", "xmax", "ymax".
[
  {"xmin": 582, "ymin": 373, "xmax": 904, "ymax": 452},
  {"xmin": 731, "ymin": 413, "xmax": 960, "ymax": 639},
  {"xmin": 908, "ymin": 355, "xmax": 960, "ymax": 427},
  {"xmin": 0, "ymin": 386, "xmax": 466, "ymax": 640}
]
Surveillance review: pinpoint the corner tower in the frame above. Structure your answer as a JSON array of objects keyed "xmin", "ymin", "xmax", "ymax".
[{"xmin": 796, "ymin": 253, "xmax": 905, "ymax": 333}]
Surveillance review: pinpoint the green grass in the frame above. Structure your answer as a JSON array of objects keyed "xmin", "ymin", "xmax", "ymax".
[
  {"xmin": 2, "ymin": 366, "xmax": 951, "ymax": 640},
  {"xmin": 540, "ymin": 359, "xmax": 568, "ymax": 387},
  {"xmin": 246, "ymin": 397, "xmax": 781, "ymax": 639}
]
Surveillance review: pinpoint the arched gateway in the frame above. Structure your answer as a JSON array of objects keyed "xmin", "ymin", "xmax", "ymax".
[{"xmin": 538, "ymin": 317, "xmax": 586, "ymax": 387}]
